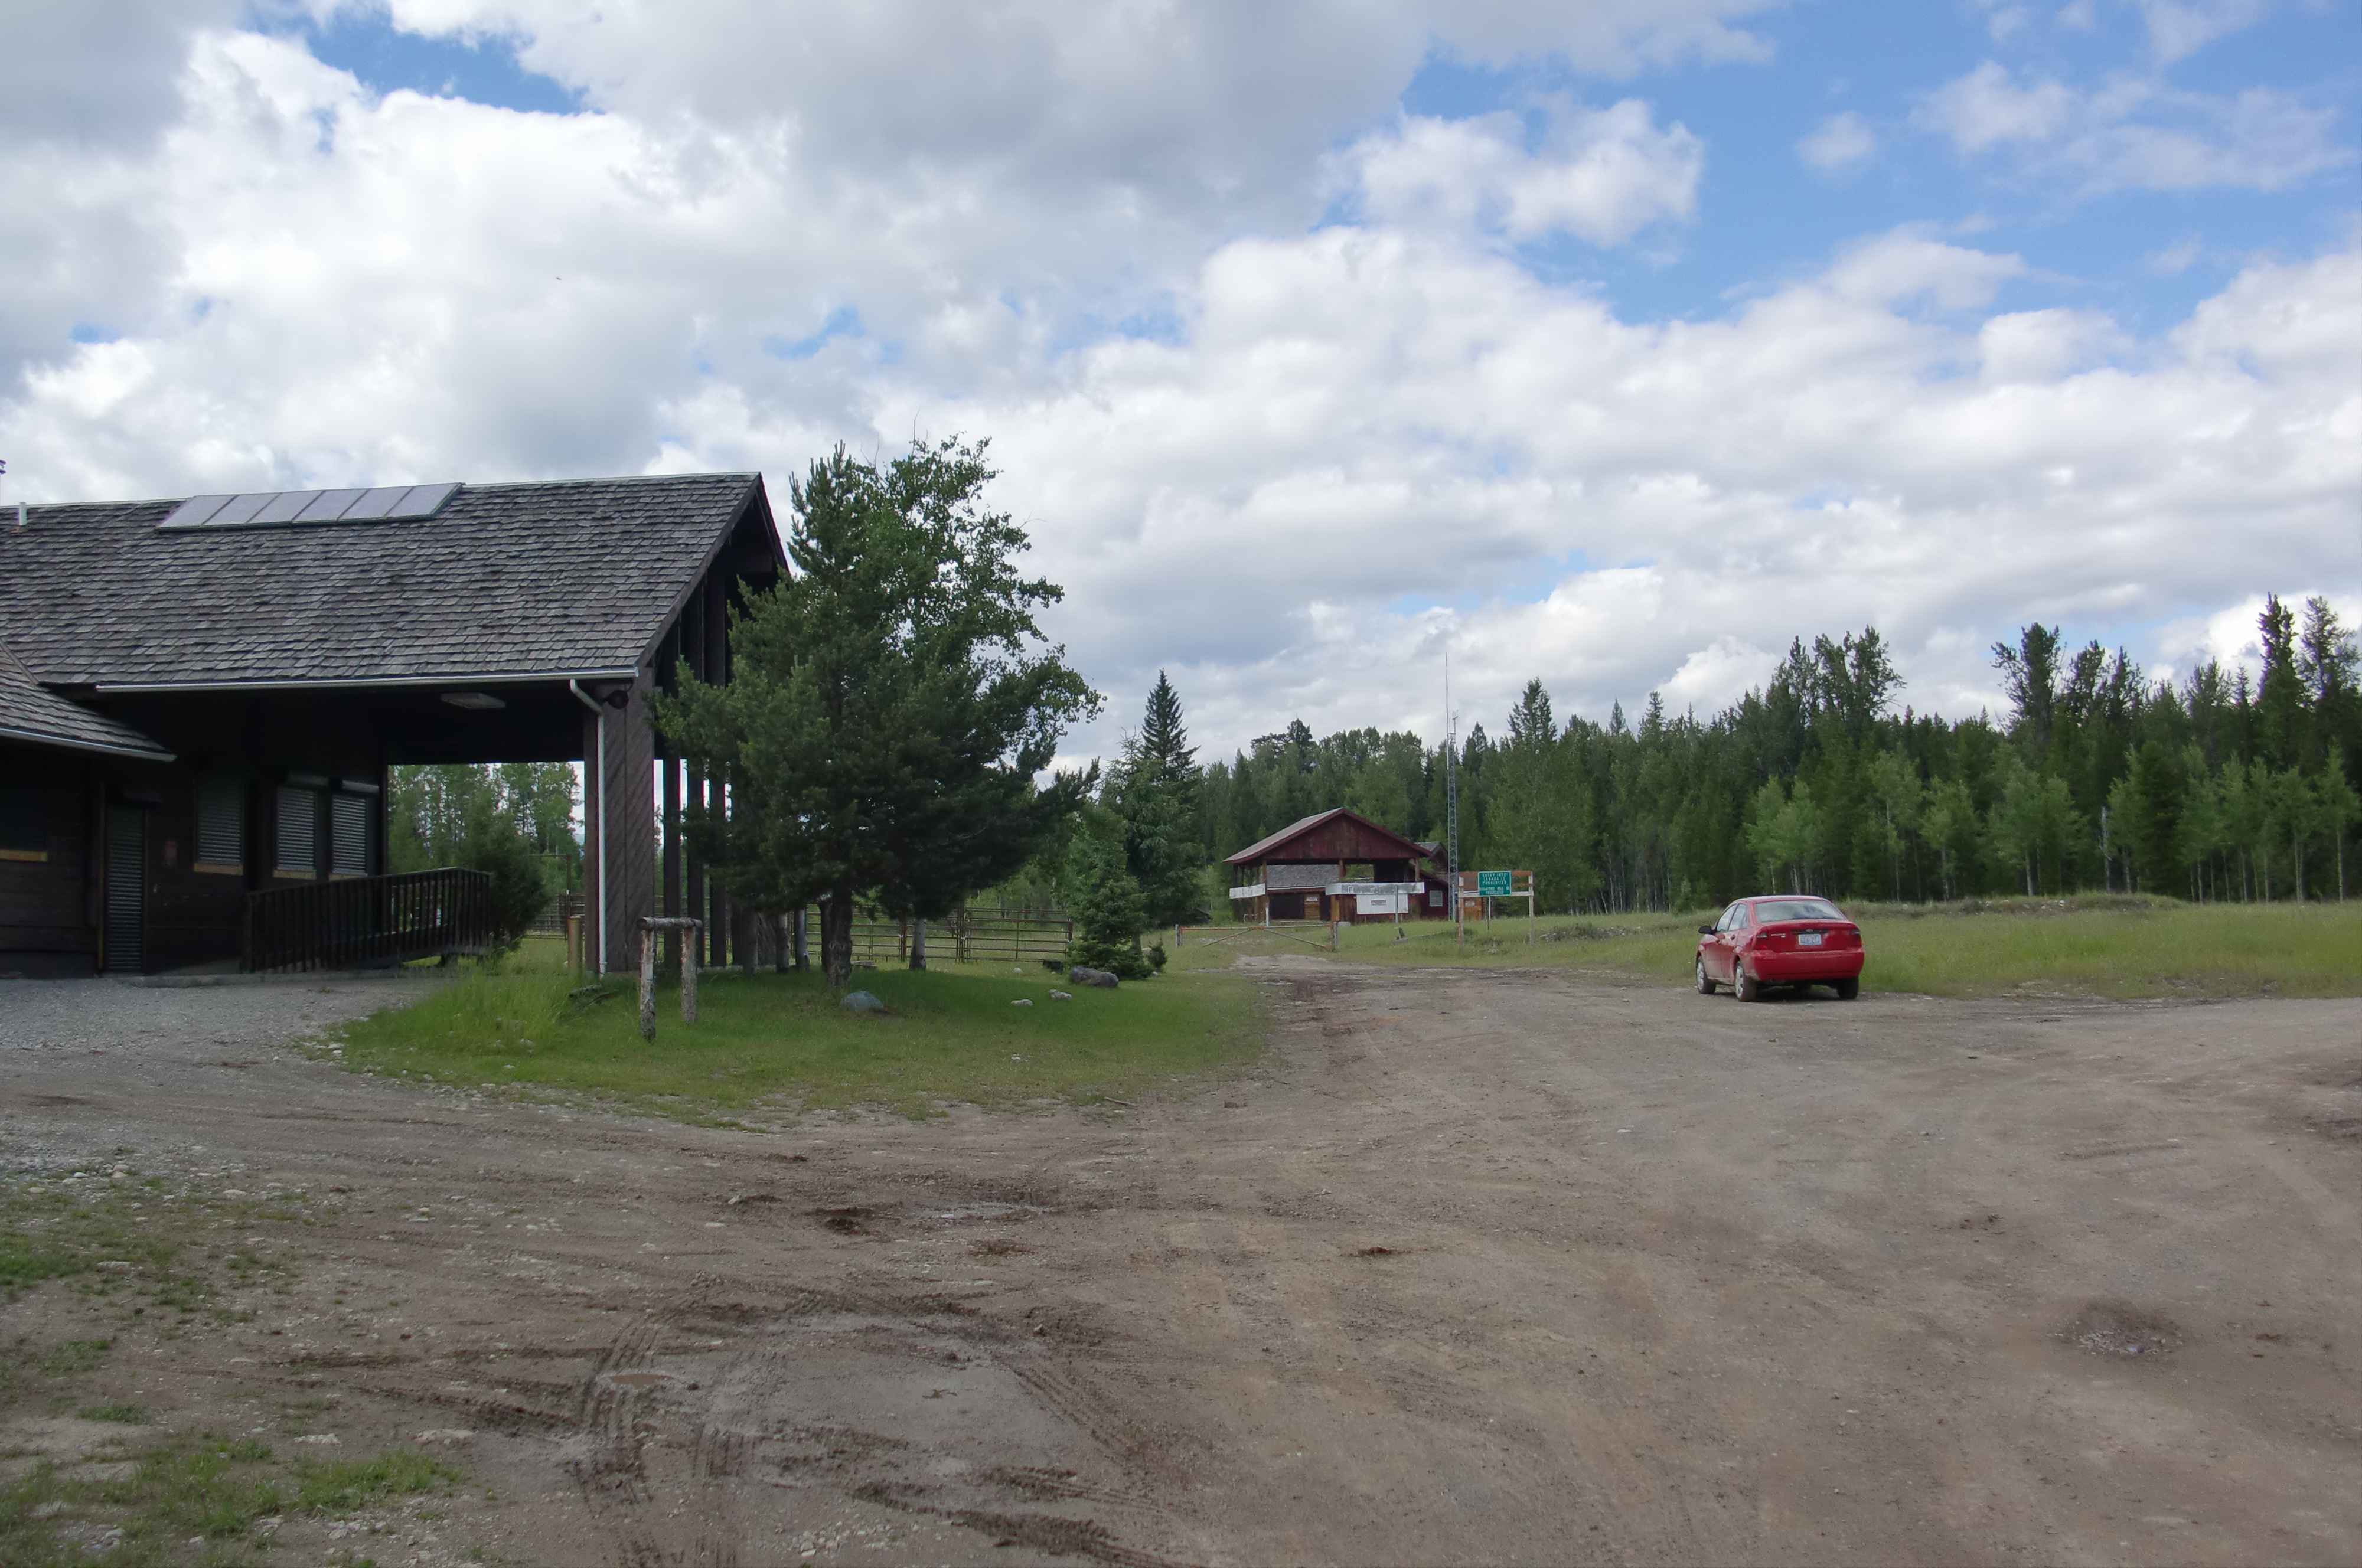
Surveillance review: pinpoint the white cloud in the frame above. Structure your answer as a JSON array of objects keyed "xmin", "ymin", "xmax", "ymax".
[
  {"xmin": 1978, "ymin": 308, "xmax": 2130, "ymax": 381},
  {"xmin": 1825, "ymin": 230, "xmax": 2028, "ymax": 309},
  {"xmin": 1346, "ymin": 99, "xmax": 1706, "ymax": 247},
  {"xmin": 2128, "ymin": 0, "xmax": 2273, "ymax": 62},
  {"xmin": 1797, "ymin": 110, "xmax": 1877, "ymax": 173},
  {"xmin": 2146, "ymin": 236, "xmax": 2204, "ymax": 274},
  {"xmin": 0, "ymin": 6, "xmax": 2354, "ymax": 763},
  {"xmin": 1917, "ymin": 61, "xmax": 2076, "ymax": 152},
  {"xmin": 1917, "ymin": 60, "xmax": 2351, "ymax": 194}
]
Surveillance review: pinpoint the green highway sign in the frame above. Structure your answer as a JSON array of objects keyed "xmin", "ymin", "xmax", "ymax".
[{"xmin": 1476, "ymin": 870, "xmax": 1513, "ymax": 896}]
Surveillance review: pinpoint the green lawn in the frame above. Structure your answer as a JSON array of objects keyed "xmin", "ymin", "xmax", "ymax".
[
  {"xmin": 336, "ymin": 963, "xmax": 1263, "ymax": 1118},
  {"xmin": 1180, "ymin": 895, "xmax": 2362, "ymax": 1001}
]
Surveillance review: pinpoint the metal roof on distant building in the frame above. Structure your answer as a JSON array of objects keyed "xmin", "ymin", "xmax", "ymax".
[
  {"xmin": 0, "ymin": 472, "xmax": 778, "ymax": 689},
  {"xmin": 1224, "ymin": 806, "xmax": 1438, "ymax": 867}
]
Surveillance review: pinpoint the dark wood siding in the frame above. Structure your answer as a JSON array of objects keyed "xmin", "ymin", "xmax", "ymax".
[{"xmin": 0, "ymin": 744, "xmax": 97, "ymax": 975}]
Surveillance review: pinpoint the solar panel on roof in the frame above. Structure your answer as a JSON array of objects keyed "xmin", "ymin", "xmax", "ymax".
[
  {"xmin": 205, "ymin": 492, "xmax": 275, "ymax": 527},
  {"xmin": 340, "ymin": 486, "xmax": 409, "ymax": 520},
  {"xmin": 150, "ymin": 481, "xmax": 461, "ymax": 530},
  {"xmin": 247, "ymin": 489, "xmax": 322, "ymax": 525},
  {"xmin": 295, "ymin": 487, "xmax": 367, "ymax": 522},
  {"xmin": 390, "ymin": 481, "xmax": 458, "ymax": 518},
  {"xmin": 159, "ymin": 494, "xmax": 234, "ymax": 529}
]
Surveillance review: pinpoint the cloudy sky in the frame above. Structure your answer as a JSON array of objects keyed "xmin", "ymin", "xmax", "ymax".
[{"xmin": 3, "ymin": 1, "xmax": 2357, "ymax": 764}]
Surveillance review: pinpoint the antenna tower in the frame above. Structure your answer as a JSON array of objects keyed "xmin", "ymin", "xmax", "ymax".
[{"xmin": 1445, "ymin": 644, "xmax": 1460, "ymax": 946}]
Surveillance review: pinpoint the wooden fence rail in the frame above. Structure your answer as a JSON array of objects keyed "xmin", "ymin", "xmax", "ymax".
[
  {"xmin": 243, "ymin": 867, "xmax": 493, "ymax": 974},
  {"xmin": 786, "ymin": 909, "xmax": 1073, "ymax": 968}
]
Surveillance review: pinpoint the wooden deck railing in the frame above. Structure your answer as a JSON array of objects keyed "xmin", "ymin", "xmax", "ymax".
[{"xmin": 242, "ymin": 867, "xmax": 493, "ymax": 974}]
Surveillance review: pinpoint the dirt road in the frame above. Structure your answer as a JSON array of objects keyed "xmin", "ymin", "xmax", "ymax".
[{"xmin": 4, "ymin": 961, "xmax": 2358, "ymax": 1566}]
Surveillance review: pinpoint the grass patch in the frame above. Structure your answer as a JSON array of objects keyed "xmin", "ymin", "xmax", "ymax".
[
  {"xmin": 0, "ymin": 1432, "xmax": 285, "ymax": 1568},
  {"xmin": 335, "ymin": 965, "xmax": 1264, "ymax": 1117},
  {"xmin": 294, "ymin": 1449, "xmax": 460, "ymax": 1514},
  {"xmin": 38, "ymin": 1339, "xmax": 112, "ymax": 1377},
  {"xmin": 0, "ymin": 1178, "xmax": 301, "ymax": 1333},
  {"xmin": 1251, "ymin": 894, "xmax": 2362, "ymax": 1001},
  {"xmin": 0, "ymin": 1434, "xmax": 465, "ymax": 1567},
  {"xmin": 76, "ymin": 1403, "xmax": 148, "ymax": 1425}
]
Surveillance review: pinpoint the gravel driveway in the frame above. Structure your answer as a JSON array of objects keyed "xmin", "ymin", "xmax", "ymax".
[
  {"xmin": 2, "ymin": 961, "xmax": 2357, "ymax": 1566},
  {"xmin": 0, "ymin": 974, "xmax": 433, "ymax": 1173}
]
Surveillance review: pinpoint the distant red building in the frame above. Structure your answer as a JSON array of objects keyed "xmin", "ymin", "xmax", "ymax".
[{"xmin": 1224, "ymin": 808, "xmax": 1448, "ymax": 923}]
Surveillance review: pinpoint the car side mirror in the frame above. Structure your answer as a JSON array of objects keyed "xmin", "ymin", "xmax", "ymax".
[{"xmin": 1698, "ymin": 924, "xmax": 1716, "ymax": 936}]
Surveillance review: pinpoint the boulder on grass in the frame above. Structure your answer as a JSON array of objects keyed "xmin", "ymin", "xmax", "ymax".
[
  {"xmin": 1068, "ymin": 966, "xmax": 1119, "ymax": 989},
  {"xmin": 1048, "ymin": 990, "xmax": 1072, "ymax": 1001},
  {"xmin": 840, "ymin": 990, "xmax": 886, "ymax": 1014}
]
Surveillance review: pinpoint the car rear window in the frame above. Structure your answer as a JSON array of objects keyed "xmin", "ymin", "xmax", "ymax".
[{"xmin": 1755, "ymin": 899, "xmax": 1844, "ymax": 923}]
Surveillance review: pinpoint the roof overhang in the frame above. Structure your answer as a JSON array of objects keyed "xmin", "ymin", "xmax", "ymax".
[
  {"xmin": 0, "ymin": 721, "xmax": 174, "ymax": 763},
  {"xmin": 89, "ymin": 667, "xmax": 641, "ymax": 695}
]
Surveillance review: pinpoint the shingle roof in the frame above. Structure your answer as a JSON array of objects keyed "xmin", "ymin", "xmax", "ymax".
[
  {"xmin": 0, "ymin": 473, "xmax": 771, "ymax": 688},
  {"xmin": 0, "ymin": 646, "xmax": 172, "ymax": 760},
  {"xmin": 1224, "ymin": 806, "xmax": 1437, "ymax": 866}
]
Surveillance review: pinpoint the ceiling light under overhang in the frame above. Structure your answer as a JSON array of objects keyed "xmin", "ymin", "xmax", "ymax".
[{"xmin": 441, "ymin": 691, "xmax": 505, "ymax": 711}]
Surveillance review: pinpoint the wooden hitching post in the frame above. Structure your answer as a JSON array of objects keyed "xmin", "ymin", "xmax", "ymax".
[
  {"xmin": 638, "ymin": 926, "xmax": 657, "ymax": 1040},
  {"xmin": 637, "ymin": 916, "xmax": 703, "ymax": 1038}
]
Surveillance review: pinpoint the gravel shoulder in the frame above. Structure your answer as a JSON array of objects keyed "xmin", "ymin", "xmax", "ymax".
[{"xmin": 2, "ymin": 965, "xmax": 2356, "ymax": 1566}]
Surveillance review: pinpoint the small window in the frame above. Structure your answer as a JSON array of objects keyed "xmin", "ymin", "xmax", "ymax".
[
  {"xmin": 275, "ymin": 785, "xmax": 321, "ymax": 876},
  {"xmin": 331, "ymin": 792, "xmax": 370, "ymax": 878},
  {"xmin": 0, "ymin": 786, "xmax": 45, "ymax": 863},
  {"xmin": 196, "ymin": 775, "xmax": 244, "ymax": 873}
]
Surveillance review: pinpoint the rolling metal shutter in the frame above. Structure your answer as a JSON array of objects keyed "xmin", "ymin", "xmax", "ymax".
[
  {"xmin": 331, "ymin": 792, "xmax": 370, "ymax": 877},
  {"xmin": 276, "ymin": 785, "xmax": 321, "ymax": 875},
  {"xmin": 104, "ymin": 806, "xmax": 143, "ymax": 974},
  {"xmin": 197, "ymin": 775, "xmax": 244, "ymax": 868}
]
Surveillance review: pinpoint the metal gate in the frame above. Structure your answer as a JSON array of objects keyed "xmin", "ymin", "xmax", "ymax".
[{"xmin": 104, "ymin": 805, "xmax": 144, "ymax": 974}]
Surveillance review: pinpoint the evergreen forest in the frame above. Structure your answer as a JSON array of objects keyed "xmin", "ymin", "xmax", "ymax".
[{"xmin": 1188, "ymin": 595, "xmax": 2361, "ymax": 913}]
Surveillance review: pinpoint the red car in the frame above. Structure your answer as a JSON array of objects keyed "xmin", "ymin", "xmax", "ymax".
[{"xmin": 1695, "ymin": 896, "xmax": 1864, "ymax": 1001}]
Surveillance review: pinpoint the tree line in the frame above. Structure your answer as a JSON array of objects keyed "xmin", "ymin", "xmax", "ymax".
[{"xmin": 1186, "ymin": 598, "xmax": 2360, "ymax": 913}]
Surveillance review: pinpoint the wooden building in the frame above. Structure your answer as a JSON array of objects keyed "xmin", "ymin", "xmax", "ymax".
[
  {"xmin": 0, "ymin": 475, "xmax": 785, "ymax": 977},
  {"xmin": 1224, "ymin": 808, "xmax": 1449, "ymax": 923}
]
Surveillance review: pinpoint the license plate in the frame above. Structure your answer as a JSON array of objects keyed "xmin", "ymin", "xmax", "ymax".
[{"xmin": 1797, "ymin": 932, "xmax": 1824, "ymax": 947}]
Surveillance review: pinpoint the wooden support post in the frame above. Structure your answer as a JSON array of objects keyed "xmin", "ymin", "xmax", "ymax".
[
  {"xmin": 638, "ymin": 916, "xmax": 702, "ymax": 1038},
  {"xmin": 704, "ymin": 567, "xmax": 729, "ymax": 972},
  {"xmin": 685, "ymin": 765, "xmax": 706, "ymax": 966},
  {"xmin": 661, "ymin": 752, "xmax": 681, "ymax": 976},
  {"xmin": 638, "ymin": 926, "xmax": 657, "ymax": 1040},
  {"xmin": 909, "ymin": 919, "xmax": 926, "ymax": 971}
]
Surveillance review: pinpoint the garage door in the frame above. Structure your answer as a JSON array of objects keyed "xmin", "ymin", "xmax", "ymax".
[{"xmin": 104, "ymin": 804, "xmax": 145, "ymax": 974}]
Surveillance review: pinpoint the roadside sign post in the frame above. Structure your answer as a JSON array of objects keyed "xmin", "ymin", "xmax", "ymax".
[{"xmin": 1462, "ymin": 871, "xmax": 1537, "ymax": 943}]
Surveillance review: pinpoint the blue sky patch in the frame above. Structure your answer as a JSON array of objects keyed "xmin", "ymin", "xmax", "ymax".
[{"xmin": 289, "ymin": 8, "xmax": 582, "ymax": 115}]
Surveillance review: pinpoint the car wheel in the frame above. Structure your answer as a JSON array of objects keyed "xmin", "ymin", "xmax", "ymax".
[
  {"xmin": 1733, "ymin": 961, "xmax": 1760, "ymax": 1003},
  {"xmin": 1695, "ymin": 956, "xmax": 1717, "ymax": 995},
  {"xmin": 1834, "ymin": 977, "xmax": 1859, "ymax": 1001}
]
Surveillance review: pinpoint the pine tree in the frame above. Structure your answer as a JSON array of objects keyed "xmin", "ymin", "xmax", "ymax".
[
  {"xmin": 655, "ymin": 440, "xmax": 1098, "ymax": 987},
  {"xmin": 2256, "ymin": 594, "xmax": 2306, "ymax": 770},
  {"xmin": 1140, "ymin": 671, "xmax": 1198, "ymax": 786},
  {"xmin": 1992, "ymin": 624, "xmax": 2063, "ymax": 757},
  {"xmin": 1063, "ymin": 819, "xmax": 1150, "ymax": 976}
]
